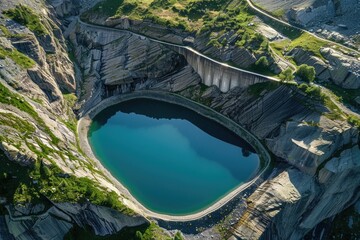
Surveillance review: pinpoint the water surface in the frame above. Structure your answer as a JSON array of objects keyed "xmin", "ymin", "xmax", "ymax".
[{"xmin": 89, "ymin": 98, "xmax": 259, "ymax": 215}]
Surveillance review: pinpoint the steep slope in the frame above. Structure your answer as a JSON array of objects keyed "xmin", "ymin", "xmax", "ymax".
[
  {"xmin": 0, "ymin": 1, "xmax": 152, "ymax": 239},
  {"xmin": 0, "ymin": 0, "xmax": 359, "ymax": 239}
]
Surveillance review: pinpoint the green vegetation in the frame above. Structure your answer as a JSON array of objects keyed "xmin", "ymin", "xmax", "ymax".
[
  {"xmin": 0, "ymin": 24, "xmax": 27, "ymax": 38},
  {"xmin": 0, "ymin": 112, "xmax": 35, "ymax": 138},
  {"xmin": 0, "ymin": 149, "xmax": 133, "ymax": 215},
  {"xmin": 279, "ymin": 68, "xmax": 294, "ymax": 82},
  {"xmin": 0, "ymin": 82, "xmax": 59, "ymax": 144},
  {"xmin": 3, "ymin": 5, "xmax": 47, "ymax": 36},
  {"xmin": 297, "ymin": 83, "xmax": 344, "ymax": 120},
  {"xmin": 62, "ymin": 93, "xmax": 78, "ymax": 133},
  {"xmin": 270, "ymin": 33, "xmax": 328, "ymax": 64},
  {"xmin": 298, "ymin": 83, "xmax": 323, "ymax": 100},
  {"xmin": 83, "ymin": 0, "xmax": 256, "ymax": 34},
  {"xmin": 348, "ymin": 115, "xmax": 360, "ymax": 129},
  {"xmin": 290, "ymin": 33, "xmax": 327, "ymax": 59},
  {"xmin": 84, "ymin": 0, "xmax": 126, "ymax": 17},
  {"xmin": 0, "ymin": 25, "xmax": 11, "ymax": 36},
  {"xmin": 255, "ymin": 56, "xmax": 269, "ymax": 68},
  {"xmin": 0, "ymin": 46, "xmax": 35, "ymax": 68},
  {"xmin": 65, "ymin": 222, "xmax": 183, "ymax": 240},
  {"xmin": 0, "ymin": 150, "xmax": 43, "ymax": 210},
  {"xmin": 0, "ymin": 82, "xmax": 37, "ymax": 116},
  {"xmin": 135, "ymin": 222, "xmax": 181, "ymax": 240},
  {"xmin": 296, "ymin": 64, "xmax": 316, "ymax": 82},
  {"xmin": 83, "ymin": 0, "xmax": 233, "ymax": 31},
  {"xmin": 248, "ymin": 55, "xmax": 276, "ymax": 75}
]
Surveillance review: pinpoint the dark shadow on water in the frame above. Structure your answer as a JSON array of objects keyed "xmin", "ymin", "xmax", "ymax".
[
  {"xmin": 92, "ymin": 99, "xmax": 256, "ymax": 151},
  {"xmin": 90, "ymin": 98, "xmax": 259, "ymax": 181}
]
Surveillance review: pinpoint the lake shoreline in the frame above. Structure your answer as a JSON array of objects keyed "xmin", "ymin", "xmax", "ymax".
[{"xmin": 77, "ymin": 90, "xmax": 271, "ymax": 221}]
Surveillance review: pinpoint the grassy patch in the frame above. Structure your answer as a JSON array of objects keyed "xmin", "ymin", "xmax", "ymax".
[
  {"xmin": 290, "ymin": 33, "xmax": 327, "ymax": 59},
  {"xmin": 0, "ymin": 150, "xmax": 43, "ymax": 207},
  {"xmin": 3, "ymin": 4, "xmax": 47, "ymax": 36},
  {"xmin": 0, "ymin": 25, "xmax": 11, "ymax": 36},
  {"xmin": 297, "ymin": 83, "xmax": 345, "ymax": 120},
  {"xmin": 0, "ymin": 149, "xmax": 134, "ymax": 215},
  {"xmin": 138, "ymin": 222, "xmax": 176, "ymax": 240},
  {"xmin": 0, "ymin": 24, "xmax": 27, "ymax": 38},
  {"xmin": 0, "ymin": 112, "xmax": 35, "ymax": 138},
  {"xmin": 62, "ymin": 93, "xmax": 78, "ymax": 133},
  {"xmin": 348, "ymin": 115, "xmax": 360, "ymax": 129},
  {"xmin": 0, "ymin": 46, "xmax": 35, "ymax": 68},
  {"xmin": 63, "ymin": 93, "xmax": 77, "ymax": 107},
  {"xmin": 0, "ymin": 82, "xmax": 59, "ymax": 144},
  {"xmin": 270, "ymin": 33, "xmax": 327, "ymax": 62},
  {"xmin": 85, "ymin": 0, "xmax": 126, "ymax": 17},
  {"xmin": 83, "ymin": 0, "xmax": 254, "ymax": 33}
]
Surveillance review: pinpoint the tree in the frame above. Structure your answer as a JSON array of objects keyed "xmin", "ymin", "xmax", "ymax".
[
  {"xmin": 255, "ymin": 56, "xmax": 269, "ymax": 68},
  {"xmin": 279, "ymin": 68, "xmax": 294, "ymax": 82},
  {"xmin": 296, "ymin": 64, "xmax": 316, "ymax": 82}
]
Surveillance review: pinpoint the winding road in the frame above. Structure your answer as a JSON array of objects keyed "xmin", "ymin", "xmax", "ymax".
[
  {"xmin": 78, "ymin": 14, "xmax": 359, "ymax": 125},
  {"xmin": 78, "ymin": 18, "xmax": 280, "ymax": 83}
]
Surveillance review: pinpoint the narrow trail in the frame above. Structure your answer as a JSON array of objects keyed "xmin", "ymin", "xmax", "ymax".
[
  {"xmin": 77, "ymin": 18, "xmax": 280, "ymax": 82},
  {"xmin": 246, "ymin": 0, "xmax": 360, "ymax": 55},
  {"xmin": 268, "ymin": 45, "xmax": 297, "ymax": 71}
]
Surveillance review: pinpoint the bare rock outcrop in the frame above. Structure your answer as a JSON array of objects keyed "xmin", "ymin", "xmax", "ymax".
[
  {"xmin": 267, "ymin": 115, "xmax": 358, "ymax": 175},
  {"xmin": 289, "ymin": 46, "xmax": 360, "ymax": 89},
  {"xmin": 320, "ymin": 47, "xmax": 360, "ymax": 89},
  {"xmin": 234, "ymin": 168, "xmax": 316, "ymax": 240},
  {"xmin": 3, "ymin": 203, "xmax": 147, "ymax": 240},
  {"xmin": 289, "ymin": 47, "xmax": 330, "ymax": 81},
  {"xmin": 69, "ymin": 22, "xmax": 201, "ymax": 114}
]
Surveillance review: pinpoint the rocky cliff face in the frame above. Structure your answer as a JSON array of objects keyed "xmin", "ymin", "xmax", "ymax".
[
  {"xmin": 0, "ymin": 1, "xmax": 148, "ymax": 238},
  {"xmin": 0, "ymin": 0, "xmax": 359, "ymax": 240},
  {"xmin": 1, "ymin": 202, "xmax": 147, "ymax": 239},
  {"xmin": 68, "ymin": 21, "xmax": 201, "ymax": 114},
  {"xmin": 180, "ymin": 83, "xmax": 360, "ymax": 239},
  {"xmin": 289, "ymin": 47, "xmax": 360, "ymax": 90},
  {"xmin": 71, "ymin": 19, "xmax": 360, "ymax": 236},
  {"xmin": 0, "ymin": 0, "xmax": 78, "ymax": 167}
]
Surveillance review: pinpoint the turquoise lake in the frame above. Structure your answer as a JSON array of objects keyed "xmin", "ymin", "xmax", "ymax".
[{"xmin": 88, "ymin": 98, "xmax": 260, "ymax": 215}]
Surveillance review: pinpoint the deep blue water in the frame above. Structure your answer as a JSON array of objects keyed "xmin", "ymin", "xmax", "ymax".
[{"xmin": 89, "ymin": 99, "xmax": 259, "ymax": 215}]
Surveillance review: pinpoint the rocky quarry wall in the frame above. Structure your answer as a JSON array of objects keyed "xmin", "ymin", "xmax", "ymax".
[
  {"xmin": 0, "ymin": 0, "xmax": 359, "ymax": 239},
  {"xmin": 70, "ymin": 16, "xmax": 360, "ymax": 239}
]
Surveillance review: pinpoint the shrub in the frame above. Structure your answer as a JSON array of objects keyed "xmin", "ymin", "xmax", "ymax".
[
  {"xmin": 279, "ymin": 68, "xmax": 294, "ymax": 82},
  {"xmin": 298, "ymin": 83, "xmax": 324, "ymax": 100},
  {"xmin": 348, "ymin": 116, "xmax": 360, "ymax": 129},
  {"xmin": 255, "ymin": 56, "xmax": 269, "ymax": 68},
  {"xmin": 296, "ymin": 64, "xmax": 316, "ymax": 82}
]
